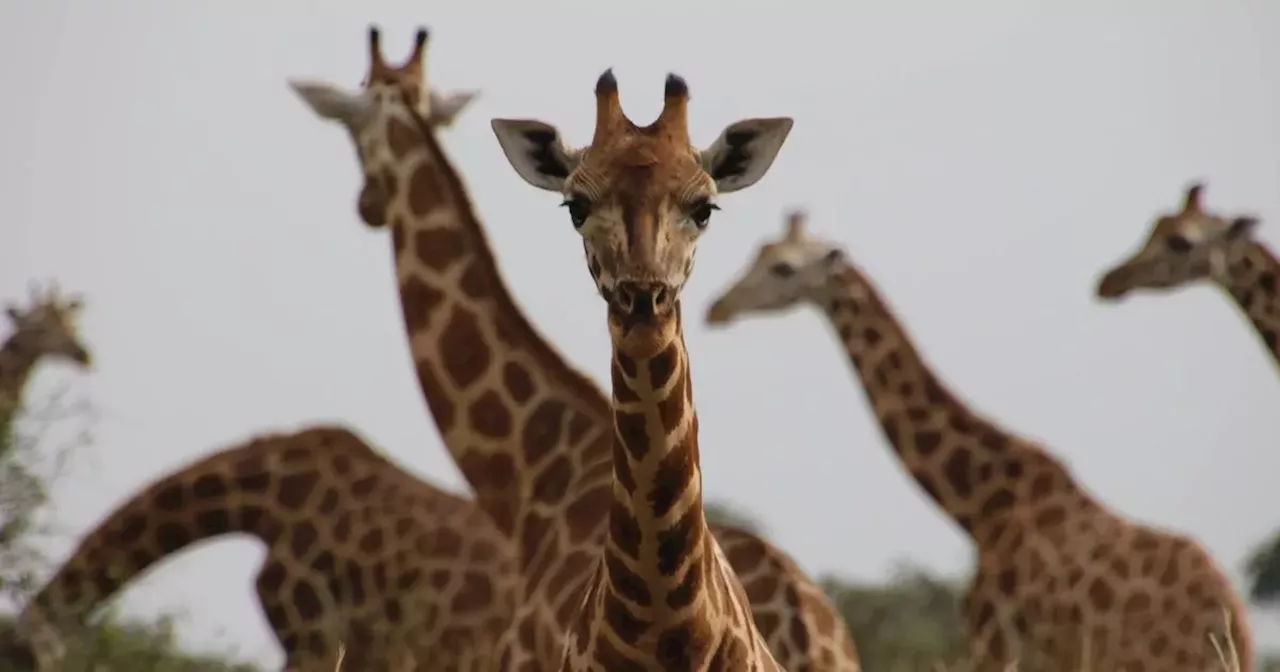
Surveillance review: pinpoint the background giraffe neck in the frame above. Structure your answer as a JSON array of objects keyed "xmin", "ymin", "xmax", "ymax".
[
  {"xmin": 0, "ymin": 334, "xmax": 40, "ymax": 430},
  {"xmin": 818, "ymin": 262, "xmax": 1081, "ymax": 540},
  {"xmin": 28, "ymin": 428, "xmax": 329, "ymax": 624},
  {"xmin": 605, "ymin": 304, "xmax": 718, "ymax": 621},
  {"xmin": 379, "ymin": 105, "xmax": 610, "ymax": 536},
  {"xmin": 1220, "ymin": 241, "xmax": 1280, "ymax": 368}
]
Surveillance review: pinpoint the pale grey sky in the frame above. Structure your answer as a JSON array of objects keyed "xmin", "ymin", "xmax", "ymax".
[{"xmin": 3, "ymin": 1, "xmax": 1279, "ymax": 667}]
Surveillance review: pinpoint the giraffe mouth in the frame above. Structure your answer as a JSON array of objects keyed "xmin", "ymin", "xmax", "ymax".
[
  {"xmin": 705, "ymin": 300, "xmax": 735, "ymax": 325},
  {"xmin": 1095, "ymin": 267, "xmax": 1133, "ymax": 300}
]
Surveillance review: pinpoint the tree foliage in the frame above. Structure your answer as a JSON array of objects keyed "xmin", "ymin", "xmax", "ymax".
[
  {"xmin": 704, "ymin": 500, "xmax": 765, "ymax": 534},
  {"xmin": 707, "ymin": 499, "xmax": 968, "ymax": 670},
  {"xmin": 1245, "ymin": 530, "xmax": 1280, "ymax": 607},
  {"xmin": 0, "ymin": 393, "xmax": 258, "ymax": 671}
]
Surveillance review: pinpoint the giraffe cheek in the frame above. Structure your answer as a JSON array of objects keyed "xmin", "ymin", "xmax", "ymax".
[{"xmin": 357, "ymin": 182, "xmax": 387, "ymax": 229}]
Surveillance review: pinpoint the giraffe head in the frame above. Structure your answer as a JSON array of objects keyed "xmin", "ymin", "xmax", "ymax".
[
  {"xmin": 289, "ymin": 26, "xmax": 480, "ymax": 229},
  {"xmin": 4, "ymin": 283, "xmax": 91, "ymax": 368},
  {"xmin": 491, "ymin": 71, "xmax": 793, "ymax": 319},
  {"xmin": 706, "ymin": 209, "xmax": 845, "ymax": 325},
  {"xmin": 1096, "ymin": 183, "xmax": 1262, "ymax": 300}
]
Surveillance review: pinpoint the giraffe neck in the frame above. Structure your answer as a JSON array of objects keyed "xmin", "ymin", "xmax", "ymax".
[
  {"xmin": 377, "ymin": 105, "xmax": 610, "ymax": 536},
  {"xmin": 0, "ymin": 333, "xmax": 40, "ymax": 431},
  {"xmin": 816, "ymin": 260, "xmax": 1080, "ymax": 540},
  {"xmin": 1218, "ymin": 241, "xmax": 1280, "ymax": 367},
  {"xmin": 604, "ymin": 302, "xmax": 719, "ymax": 622}
]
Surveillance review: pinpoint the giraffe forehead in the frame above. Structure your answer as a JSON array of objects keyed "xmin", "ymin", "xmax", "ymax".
[
  {"xmin": 579, "ymin": 138, "xmax": 706, "ymax": 198},
  {"xmin": 1151, "ymin": 213, "xmax": 1225, "ymax": 246},
  {"xmin": 25, "ymin": 307, "xmax": 69, "ymax": 326}
]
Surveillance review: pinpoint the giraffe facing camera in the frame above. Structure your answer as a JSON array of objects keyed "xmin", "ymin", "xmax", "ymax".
[
  {"xmin": 290, "ymin": 25, "xmax": 480, "ymax": 229},
  {"xmin": 491, "ymin": 69, "xmax": 793, "ymax": 324},
  {"xmin": 3, "ymin": 281, "xmax": 91, "ymax": 368}
]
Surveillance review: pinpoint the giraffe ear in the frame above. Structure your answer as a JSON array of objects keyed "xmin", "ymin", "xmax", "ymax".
[
  {"xmin": 427, "ymin": 89, "xmax": 480, "ymax": 128},
  {"xmin": 288, "ymin": 80, "xmax": 376, "ymax": 131},
  {"xmin": 1226, "ymin": 216, "xmax": 1261, "ymax": 241},
  {"xmin": 700, "ymin": 117, "xmax": 794, "ymax": 194},
  {"xmin": 490, "ymin": 119, "xmax": 578, "ymax": 192}
]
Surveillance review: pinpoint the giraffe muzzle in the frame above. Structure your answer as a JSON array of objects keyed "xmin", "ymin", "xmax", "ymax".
[
  {"xmin": 1095, "ymin": 267, "xmax": 1133, "ymax": 300},
  {"xmin": 612, "ymin": 280, "xmax": 673, "ymax": 318}
]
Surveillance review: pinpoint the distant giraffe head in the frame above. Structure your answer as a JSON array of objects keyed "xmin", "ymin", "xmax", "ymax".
[
  {"xmin": 4, "ymin": 283, "xmax": 91, "ymax": 368},
  {"xmin": 289, "ymin": 26, "xmax": 479, "ymax": 229},
  {"xmin": 1096, "ymin": 183, "xmax": 1261, "ymax": 300},
  {"xmin": 706, "ymin": 209, "xmax": 846, "ymax": 325},
  {"xmin": 491, "ymin": 71, "xmax": 792, "ymax": 319}
]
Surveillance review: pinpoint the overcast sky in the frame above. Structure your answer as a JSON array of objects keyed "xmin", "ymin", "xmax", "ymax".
[{"xmin": 3, "ymin": 1, "xmax": 1279, "ymax": 667}]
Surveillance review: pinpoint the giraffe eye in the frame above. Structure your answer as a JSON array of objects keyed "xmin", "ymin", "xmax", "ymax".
[
  {"xmin": 689, "ymin": 198, "xmax": 720, "ymax": 231},
  {"xmin": 560, "ymin": 196, "xmax": 593, "ymax": 229},
  {"xmin": 1165, "ymin": 235, "xmax": 1193, "ymax": 253},
  {"xmin": 770, "ymin": 262, "xmax": 796, "ymax": 278}
]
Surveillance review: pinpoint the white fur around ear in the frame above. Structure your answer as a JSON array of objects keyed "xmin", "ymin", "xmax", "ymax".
[
  {"xmin": 428, "ymin": 89, "xmax": 480, "ymax": 128},
  {"xmin": 490, "ymin": 119, "xmax": 578, "ymax": 192},
  {"xmin": 288, "ymin": 80, "xmax": 376, "ymax": 130},
  {"xmin": 700, "ymin": 117, "xmax": 794, "ymax": 194}
]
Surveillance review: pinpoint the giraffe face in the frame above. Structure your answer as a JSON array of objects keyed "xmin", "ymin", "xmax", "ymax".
[
  {"xmin": 491, "ymin": 72, "xmax": 793, "ymax": 317},
  {"xmin": 5, "ymin": 291, "xmax": 91, "ymax": 367},
  {"xmin": 1097, "ymin": 184, "xmax": 1261, "ymax": 300},
  {"xmin": 289, "ymin": 27, "xmax": 480, "ymax": 229},
  {"xmin": 706, "ymin": 211, "xmax": 845, "ymax": 325}
]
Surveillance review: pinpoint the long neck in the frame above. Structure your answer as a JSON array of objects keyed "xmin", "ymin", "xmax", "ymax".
[
  {"xmin": 0, "ymin": 334, "xmax": 40, "ymax": 431},
  {"xmin": 605, "ymin": 303, "xmax": 717, "ymax": 620},
  {"xmin": 1218, "ymin": 241, "xmax": 1280, "ymax": 369},
  {"xmin": 378, "ymin": 106, "xmax": 611, "ymax": 536},
  {"xmin": 816, "ymin": 261, "xmax": 1082, "ymax": 540}
]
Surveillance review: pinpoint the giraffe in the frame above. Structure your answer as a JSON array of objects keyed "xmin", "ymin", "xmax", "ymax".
[
  {"xmin": 1096, "ymin": 183, "xmax": 1274, "ymax": 362},
  {"xmin": 17, "ymin": 425, "xmax": 518, "ymax": 672},
  {"xmin": 703, "ymin": 209, "xmax": 1253, "ymax": 671},
  {"xmin": 291, "ymin": 25, "xmax": 860, "ymax": 672},
  {"xmin": 490, "ymin": 70, "xmax": 793, "ymax": 672},
  {"xmin": 0, "ymin": 283, "xmax": 92, "ymax": 432}
]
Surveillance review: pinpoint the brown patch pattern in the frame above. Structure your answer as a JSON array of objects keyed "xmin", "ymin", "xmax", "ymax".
[
  {"xmin": 22, "ymin": 426, "xmax": 518, "ymax": 670},
  {"xmin": 814, "ymin": 258, "xmax": 1251, "ymax": 670}
]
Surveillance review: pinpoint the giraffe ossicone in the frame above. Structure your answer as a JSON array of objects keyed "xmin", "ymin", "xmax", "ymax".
[
  {"xmin": 298, "ymin": 25, "xmax": 859, "ymax": 672},
  {"xmin": 19, "ymin": 28, "xmax": 517, "ymax": 672},
  {"xmin": 1098, "ymin": 181, "xmax": 1280, "ymax": 391},
  {"xmin": 1096, "ymin": 182, "xmax": 1264, "ymax": 301},
  {"xmin": 493, "ymin": 70, "xmax": 796, "ymax": 671},
  {"xmin": 1, "ymin": 281, "xmax": 92, "ymax": 433},
  {"xmin": 289, "ymin": 25, "xmax": 480, "ymax": 228},
  {"xmin": 707, "ymin": 208, "xmax": 1254, "ymax": 671}
]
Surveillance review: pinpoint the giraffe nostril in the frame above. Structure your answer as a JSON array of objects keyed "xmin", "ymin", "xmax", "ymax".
[{"xmin": 612, "ymin": 281, "xmax": 673, "ymax": 318}]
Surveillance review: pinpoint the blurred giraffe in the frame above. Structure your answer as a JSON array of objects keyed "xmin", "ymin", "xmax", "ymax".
[
  {"xmin": 0, "ymin": 282, "xmax": 91, "ymax": 431},
  {"xmin": 1097, "ymin": 183, "xmax": 1274, "ymax": 364},
  {"xmin": 705, "ymin": 209, "xmax": 1252, "ymax": 671},
  {"xmin": 18, "ymin": 425, "xmax": 517, "ymax": 671}
]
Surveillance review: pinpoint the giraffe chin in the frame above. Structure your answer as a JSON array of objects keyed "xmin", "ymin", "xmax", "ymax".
[
  {"xmin": 607, "ymin": 308, "xmax": 677, "ymax": 359},
  {"xmin": 357, "ymin": 181, "xmax": 389, "ymax": 229}
]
